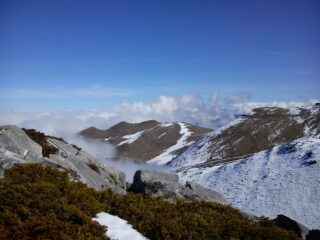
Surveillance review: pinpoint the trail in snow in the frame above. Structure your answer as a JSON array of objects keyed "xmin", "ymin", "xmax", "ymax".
[
  {"xmin": 117, "ymin": 131, "xmax": 144, "ymax": 146},
  {"xmin": 148, "ymin": 122, "xmax": 193, "ymax": 165},
  {"xmin": 93, "ymin": 212, "xmax": 148, "ymax": 240}
]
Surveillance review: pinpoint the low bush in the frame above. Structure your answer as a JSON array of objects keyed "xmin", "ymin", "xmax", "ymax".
[
  {"xmin": 107, "ymin": 193, "xmax": 299, "ymax": 240},
  {"xmin": 0, "ymin": 164, "xmax": 109, "ymax": 240},
  {"xmin": 0, "ymin": 164, "xmax": 299, "ymax": 240}
]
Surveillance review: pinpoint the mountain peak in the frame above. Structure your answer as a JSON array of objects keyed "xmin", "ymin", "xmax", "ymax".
[{"xmin": 80, "ymin": 120, "xmax": 212, "ymax": 163}]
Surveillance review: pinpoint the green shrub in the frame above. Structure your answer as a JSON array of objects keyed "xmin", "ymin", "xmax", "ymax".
[
  {"xmin": 0, "ymin": 164, "xmax": 109, "ymax": 240},
  {"xmin": 106, "ymin": 193, "xmax": 299, "ymax": 240},
  {"xmin": 0, "ymin": 164, "xmax": 299, "ymax": 240}
]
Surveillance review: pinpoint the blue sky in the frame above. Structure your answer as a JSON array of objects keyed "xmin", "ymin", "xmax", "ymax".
[{"xmin": 0, "ymin": 0, "xmax": 319, "ymax": 110}]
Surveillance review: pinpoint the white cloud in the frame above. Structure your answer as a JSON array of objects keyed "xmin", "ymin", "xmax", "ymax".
[
  {"xmin": 1, "ymin": 95, "xmax": 318, "ymax": 180},
  {"xmin": 232, "ymin": 99, "xmax": 318, "ymax": 114},
  {"xmin": 210, "ymin": 91, "xmax": 219, "ymax": 104},
  {"xmin": 0, "ymin": 94, "xmax": 318, "ymax": 140}
]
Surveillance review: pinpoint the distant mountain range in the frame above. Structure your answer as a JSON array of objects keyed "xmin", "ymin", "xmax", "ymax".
[
  {"xmin": 80, "ymin": 103, "xmax": 320, "ymax": 230},
  {"xmin": 79, "ymin": 120, "xmax": 212, "ymax": 164},
  {"xmin": 172, "ymin": 103, "xmax": 320, "ymax": 230},
  {"xmin": 1, "ymin": 103, "xmax": 319, "ymax": 235},
  {"xmin": 170, "ymin": 104, "xmax": 320, "ymax": 168}
]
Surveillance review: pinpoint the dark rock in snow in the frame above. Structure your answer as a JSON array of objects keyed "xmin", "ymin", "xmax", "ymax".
[
  {"xmin": 274, "ymin": 214, "xmax": 310, "ymax": 239},
  {"xmin": 306, "ymin": 230, "xmax": 320, "ymax": 240}
]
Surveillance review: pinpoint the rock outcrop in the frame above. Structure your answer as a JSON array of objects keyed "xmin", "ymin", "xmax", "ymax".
[
  {"xmin": 0, "ymin": 125, "xmax": 126, "ymax": 194},
  {"xmin": 130, "ymin": 170, "xmax": 226, "ymax": 204}
]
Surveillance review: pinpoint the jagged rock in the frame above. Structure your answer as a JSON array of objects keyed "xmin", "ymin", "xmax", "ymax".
[
  {"xmin": 0, "ymin": 125, "xmax": 126, "ymax": 194},
  {"xmin": 130, "ymin": 170, "xmax": 226, "ymax": 204}
]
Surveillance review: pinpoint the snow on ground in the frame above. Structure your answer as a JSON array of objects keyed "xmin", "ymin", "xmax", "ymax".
[
  {"xmin": 158, "ymin": 132, "xmax": 166, "ymax": 138},
  {"xmin": 148, "ymin": 122, "xmax": 193, "ymax": 165},
  {"xmin": 117, "ymin": 131, "xmax": 144, "ymax": 146},
  {"xmin": 93, "ymin": 212, "xmax": 148, "ymax": 240},
  {"xmin": 178, "ymin": 136, "xmax": 320, "ymax": 229},
  {"xmin": 160, "ymin": 122, "xmax": 174, "ymax": 127},
  {"xmin": 170, "ymin": 117, "xmax": 244, "ymax": 168}
]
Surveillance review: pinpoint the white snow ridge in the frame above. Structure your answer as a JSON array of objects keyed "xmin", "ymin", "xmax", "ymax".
[
  {"xmin": 93, "ymin": 212, "xmax": 148, "ymax": 240},
  {"xmin": 148, "ymin": 122, "xmax": 193, "ymax": 165}
]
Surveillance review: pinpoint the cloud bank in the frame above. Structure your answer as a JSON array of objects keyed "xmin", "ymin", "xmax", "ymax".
[
  {"xmin": 1, "ymin": 94, "xmax": 317, "ymax": 180},
  {"xmin": 0, "ymin": 94, "xmax": 317, "ymax": 138}
]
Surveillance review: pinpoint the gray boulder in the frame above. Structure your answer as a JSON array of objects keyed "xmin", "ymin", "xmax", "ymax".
[
  {"xmin": 0, "ymin": 125, "xmax": 43, "ymax": 177},
  {"xmin": 130, "ymin": 170, "xmax": 226, "ymax": 204},
  {"xmin": 0, "ymin": 125, "xmax": 126, "ymax": 194}
]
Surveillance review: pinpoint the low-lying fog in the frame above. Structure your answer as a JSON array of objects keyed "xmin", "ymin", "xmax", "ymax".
[{"xmin": 65, "ymin": 134, "xmax": 170, "ymax": 183}]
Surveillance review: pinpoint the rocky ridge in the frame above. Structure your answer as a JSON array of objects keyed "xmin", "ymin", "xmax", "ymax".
[
  {"xmin": 170, "ymin": 104, "xmax": 320, "ymax": 168},
  {"xmin": 0, "ymin": 125, "xmax": 126, "ymax": 193}
]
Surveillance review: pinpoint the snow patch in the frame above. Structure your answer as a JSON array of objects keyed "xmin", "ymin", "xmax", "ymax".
[
  {"xmin": 148, "ymin": 122, "xmax": 193, "ymax": 165},
  {"xmin": 158, "ymin": 132, "xmax": 166, "ymax": 138},
  {"xmin": 288, "ymin": 107, "xmax": 301, "ymax": 115},
  {"xmin": 93, "ymin": 212, "xmax": 148, "ymax": 240},
  {"xmin": 160, "ymin": 122, "xmax": 174, "ymax": 127},
  {"xmin": 117, "ymin": 131, "xmax": 144, "ymax": 146}
]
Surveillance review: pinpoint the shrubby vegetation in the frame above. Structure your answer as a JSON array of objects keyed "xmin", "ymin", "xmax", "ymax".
[
  {"xmin": 0, "ymin": 164, "xmax": 109, "ymax": 240},
  {"xmin": 107, "ymin": 193, "xmax": 299, "ymax": 240},
  {"xmin": 0, "ymin": 164, "xmax": 299, "ymax": 240},
  {"xmin": 22, "ymin": 128, "xmax": 67, "ymax": 157}
]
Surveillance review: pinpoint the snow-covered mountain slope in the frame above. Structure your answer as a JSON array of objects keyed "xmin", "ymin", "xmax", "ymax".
[
  {"xmin": 93, "ymin": 212, "xmax": 148, "ymax": 240},
  {"xmin": 178, "ymin": 136, "xmax": 320, "ymax": 229},
  {"xmin": 171, "ymin": 104, "xmax": 320, "ymax": 230},
  {"xmin": 170, "ymin": 104, "xmax": 320, "ymax": 168},
  {"xmin": 80, "ymin": 120, "xmax": 212, "ymax": 163}
]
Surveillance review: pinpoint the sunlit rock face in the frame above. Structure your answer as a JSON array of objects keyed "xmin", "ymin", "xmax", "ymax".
[{"xmin": 0, "ymin": 125, "xmax": 126, "ymax": 193}]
